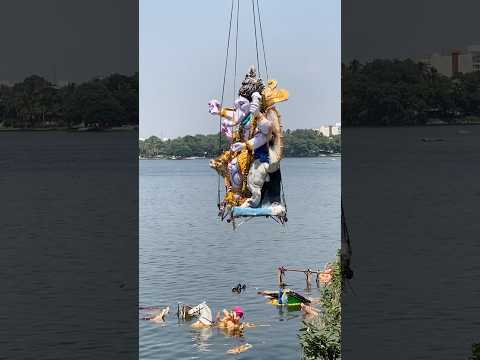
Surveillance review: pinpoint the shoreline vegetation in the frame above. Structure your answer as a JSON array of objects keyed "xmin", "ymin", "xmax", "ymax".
[
  {"xmin": 139, "ymin": 130, "xmax": 341, "ymax": 159},
  {"xmin": 343, "ymin": 59, "xmax": 480, "ymax": 126},
  {"xmin": 0, "ymin": 73, "xmax": 138, "ymax": 131},
  {"xmin": 299, "ymin": 252, "xmax": 341, "ymax": 360}
]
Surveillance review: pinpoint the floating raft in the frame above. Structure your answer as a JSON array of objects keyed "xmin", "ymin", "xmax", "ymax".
[
  {"xmin": 232, "ymin": 204, "xmax": 286, "ymax": 218},
  {"xmin": 260, "ymin": 290, "xmax": 311, "ymax": 307},
  {"xmin": 270, "ymin": 296, "xmax": 302, "ymax": 307}
]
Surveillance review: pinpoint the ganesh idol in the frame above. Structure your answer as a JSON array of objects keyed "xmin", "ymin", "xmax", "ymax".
[{"xmin": 208, "ymin": 65, "xmax": 289, "ymax": 218}]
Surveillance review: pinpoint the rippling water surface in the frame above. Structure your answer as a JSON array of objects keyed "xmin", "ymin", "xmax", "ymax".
[{"xmin": 140, "ymin": 157, "xmax": 340, "ymax": 359}]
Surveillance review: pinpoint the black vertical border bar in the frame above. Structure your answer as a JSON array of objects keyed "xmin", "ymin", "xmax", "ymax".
[
  {"xmin": 0, "ymin": 1, "xmax": 139, "ymax": 359},
  {"xmin": 342, "ymin": 1, "xmax": 480, "ymax": 359}
]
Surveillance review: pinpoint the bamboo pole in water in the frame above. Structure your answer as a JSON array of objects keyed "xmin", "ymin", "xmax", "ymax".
[
  {"xmin": 280, "ymin": 268, "xmax": 321, "ymax": 274},
  {"xmin": 277, "ymin": 267, "xmax": 324, "ymax": 288}
]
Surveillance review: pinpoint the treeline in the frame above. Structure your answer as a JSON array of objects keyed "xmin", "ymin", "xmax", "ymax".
[
  {"xmin": 342, "ymin": 59, "xmax": 480, "ymax": 126},
  {"xmin": 0, "ymin": 73, "xmax": 138, "ymax": 129},
  {"xmin": 284, "ymin": 129, "xmax": 340, "ymax": 157},
  {"xmin": 139, "ymin": 129, "xmax": 340, "ymax": 158}
]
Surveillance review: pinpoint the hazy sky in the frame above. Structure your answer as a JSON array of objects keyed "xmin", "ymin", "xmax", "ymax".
[
  {"xmin": 140, "ymin": 0, "xmax": 340, "ymax": 139},
  {"xmin": 0, "ymin": 0, "xmax": 137, "ymax": 83},
  {"xmin": 342, "ymin": 0, "xmax": 480, "ymax": 63}
]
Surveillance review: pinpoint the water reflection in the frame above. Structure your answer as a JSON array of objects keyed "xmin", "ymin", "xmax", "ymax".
[
  {"xmin": 277, "ymin": 305, "xmax": 302, "ymax": 321},
  {"xmin": 191, "ymin": 327, "xmax": 213, "ymax": 352}
]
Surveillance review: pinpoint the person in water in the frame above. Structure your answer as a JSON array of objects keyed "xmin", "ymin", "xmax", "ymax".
[
  {"xmin": 216, "ymin": 306, "xmax": 255, "ymax": 332},
  {"xmin": 216, "ymin": 306, "xmax": 243, "ymax": 329}
]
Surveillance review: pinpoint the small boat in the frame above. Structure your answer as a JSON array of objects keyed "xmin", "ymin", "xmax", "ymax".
[{"xmin": 259, "ymin": 290, "xmax": 311, "ymax": 306}]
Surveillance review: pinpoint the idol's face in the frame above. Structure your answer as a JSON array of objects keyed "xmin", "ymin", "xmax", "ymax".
[{"xmin": 234, "ymin": 96, "xmax": 250, "ymax": 114}]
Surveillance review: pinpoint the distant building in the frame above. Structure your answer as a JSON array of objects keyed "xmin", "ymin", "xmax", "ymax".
[
  {"xmin": 425, "ymin": 119, "xmax": 448, "ymax": 125},
  {"xmin": 0, "ymin": 79, "xmax": 70, "ymax": 88},
  {"xmin": 53, "ymin": 80, "xmax": 71, "ymax": 88},
  {"xmin": 420, "ymin": 45, "xmax": 480, "ymax": 77},
  {"xmin": 315, "ymin": 123, "xmax": 341, "ymax": 137},
  {"xmin": 0, "ymin": 80, "xmax": 14, "ymax": 86}
]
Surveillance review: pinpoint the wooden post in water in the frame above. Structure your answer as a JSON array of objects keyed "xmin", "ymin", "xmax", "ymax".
[
  {"xmin": 305, "ymin": 269, "xmax": 312, "ymax": 289},
  {"xmin": 316, "ymin": 270, "xmax": 321, "ymax": 288},
  {"xmin": 277, "ymin": 266, "xmax": 286, "ymax": 286}
]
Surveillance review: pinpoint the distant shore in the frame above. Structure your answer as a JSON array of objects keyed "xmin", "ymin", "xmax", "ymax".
[
  {"xmin": 139, "ymin": 153, "xmax": 341, "ymax": 160},
  {"xmin": 140, "ymin": 130, "xmax": 341, "ymax": 159}
]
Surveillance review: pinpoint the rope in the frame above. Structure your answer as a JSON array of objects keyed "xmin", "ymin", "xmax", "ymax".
[
  {"xmin": 255, "ymin": 0, "xmax": 286, "ymax": 215},
  {"xmin": 341, "ymin": 201, "xmax": 352, "ymax": 252},
  {"xmin": 217, "ymin": 0, "xmax": 235, "ymax": 208},
  {"xmin": 216, "ymin": 0, "xmax": 288, "ymax": 222},
  {"xmin": 233, "ymin": 0, "xmax": 240, "ymax": 102},
  {"xmin": 280, "ymin": 167, "xmax": 287, "ymax": 214},
  {"xmin": 251, "ymin": 0, "xmax": 261, "ymax": 78},
  {"xmin": 341, "ymin": 201, "xmax": 354, "ymax": 280},
  {"xmin": 256, "ymin": 0, "xmax": 269, "ymax": 80}
]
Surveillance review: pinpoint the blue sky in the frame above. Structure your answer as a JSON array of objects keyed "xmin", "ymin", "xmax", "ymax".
[{"xmin": 140, "ymin": 0, "xmax": 340, "ymax": 139}]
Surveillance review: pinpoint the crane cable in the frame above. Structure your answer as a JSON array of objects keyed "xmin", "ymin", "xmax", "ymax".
[
  {"xmin": 217, "ymin": 0, "xmax": 235, "ymax": 208},
  {"xmin": 217, "ymin": 0, "xmax": 287, "ymax": 215},
  {"xmin": 251, "ymin": 0, "xmax": 261, "ymax": 78},
  {"xmin": 233, "ymin": 0, "xmax": 240, "ymax": 102},
  {"xmin": 252, "ymin": 0, "xmax": 287, "ymax": 213},
  {"xmin": 256, "ymin": 0, "xmax": 269, "ymax": 80}
]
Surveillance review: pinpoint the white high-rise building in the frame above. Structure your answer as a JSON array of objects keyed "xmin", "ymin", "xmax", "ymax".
[
  {"xmin": 420, "ymin": 45, "xmax": 480, "ymax": 77},
  {"xmin": 315, "ymin": 124, "xmax": 341, "ymax": 137}
]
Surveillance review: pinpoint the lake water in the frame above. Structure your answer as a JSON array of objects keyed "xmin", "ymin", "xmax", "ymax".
[
  {"xmin": 341, "ymin": 126, "xmax": 480, "ymax": 359},
  {"xmin": 140, "ymin": 157, "xmax": 340, "ymax": 359},
  {"xmin": 0, "ymin": 132, "xmax": 138, "ymax": 359}
]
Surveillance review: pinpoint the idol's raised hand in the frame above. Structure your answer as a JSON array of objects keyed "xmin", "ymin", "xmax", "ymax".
[{"xmin": 208, "ymin": 99, "xmax": 221, "ymax": 115}]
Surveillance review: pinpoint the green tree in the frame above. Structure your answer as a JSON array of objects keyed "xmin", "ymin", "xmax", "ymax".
[
  {"xmin": 341, "ymin": 58, "xmax": 473, "ymax": 126},
  {"xmin": 102, "ymin": 73, "xmax": 138, "ymax": 124},
  {"xmin": 0, "ymin": 73, "xmax": 138, "ymax": 129},
  {"xmin": 67, "ymin": 79, "xmax": 125, "ymax": 128},
  {"xmin": 299, "ymin": 253, "xmax": 342, "ymax": 359},
  {"xmin": 470, "ymin": 343, "xmax": 480, "ymax": 360}
]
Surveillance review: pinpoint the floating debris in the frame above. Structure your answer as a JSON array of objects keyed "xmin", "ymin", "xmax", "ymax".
[
  {"xmin": 227, "ymin": 343, "xmax": 253, "ymax": 354},
  {"xmin": 176, "ymin": 303, "xmax": 194, "ymax": 321},
  {"xmin": 421, "ymin": 137, "xmax": 445, "ymax": 142},
  {"xmin": 143, "ymin": 306, "xmax": 169, "ymax": 322},
  {"xmin": 232, "ymin": 283, "xmax": 247, "ymax": 293}
]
